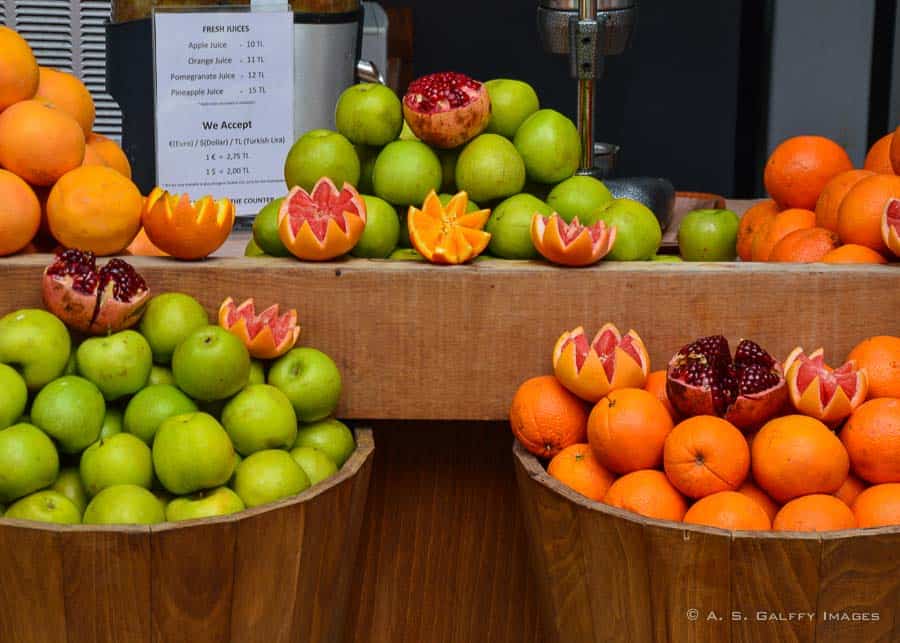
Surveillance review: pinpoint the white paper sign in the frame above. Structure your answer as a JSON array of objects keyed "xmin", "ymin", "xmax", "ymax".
[{"xmin": 153, "ymin": 10, "xmax": 294, "ymax": 217}]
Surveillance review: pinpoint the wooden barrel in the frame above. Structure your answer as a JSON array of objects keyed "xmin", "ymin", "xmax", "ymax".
[
  {"xmin": 0, "ymin": 429, "xmax": 374, "ymax": 643},
  {"xmin": 513, "ymin": 440, "xmax": 900, "ymax": 643}
]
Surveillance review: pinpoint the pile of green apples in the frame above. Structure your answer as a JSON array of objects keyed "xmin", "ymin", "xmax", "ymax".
[{"xmin": 0, "ymin": 294, "xmax": 354, "ymax": 526}]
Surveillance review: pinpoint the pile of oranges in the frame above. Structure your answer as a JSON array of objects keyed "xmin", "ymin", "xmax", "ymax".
[
  {"xmin": 510, "ymin": 330, "xmax": 900, "ymax": 532},
  {"xmin": 0, "ymin": 26, "xmax": 232, "ymax": 260},
  {"xmin": 737, "ymin": 128, "xmax": 900, "ymax": 264}
]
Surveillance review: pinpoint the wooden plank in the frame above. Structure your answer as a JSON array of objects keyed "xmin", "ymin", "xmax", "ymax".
[
  {"xmin": 817, "ymin": 528, "xmax": 900, "ymax": 643},
  {"xmin": 0, "ymin": 521, "xmax": 67, "ymax": 643},
  {"xmin": 643, "ymin": 522, "xmax": 732, "ymax": 643},
  {"xmin": 2, "ymin": 256, "xmax": 896, "ymax": 421},
  {"xmin": 151, "ymin": 520, "xmax": 235, "ymax": 643},
  {"xmin": 730, "ymin": 532, "xmax": 821, "ymax": 643},
  {"xmin": 347, "ymin": 422, "xmax": 541, "ymax": 643},
  {"xmin": 60, "ymin": 527, "xmax": 152, "ymax": 643}
]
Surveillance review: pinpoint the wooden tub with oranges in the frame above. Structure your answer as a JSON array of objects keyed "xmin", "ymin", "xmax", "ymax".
[{"xmin": 511, "ymin": 326, "xmax": 900, "ymax": 643}]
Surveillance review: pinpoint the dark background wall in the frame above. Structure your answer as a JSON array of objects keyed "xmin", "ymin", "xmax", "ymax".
[{"xmin": 381, "ymin": 0, "xmax": 751, "ymax": 197}]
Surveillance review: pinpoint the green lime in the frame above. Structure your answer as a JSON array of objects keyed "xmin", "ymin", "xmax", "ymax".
[
  {"xmin": 484, "ymin": 79, "xmax": 540, "ymax": 139},
  {"xmin": 252, "ymin": 198, "xmax": 290, "ymax": 257},
  {"xmin": 513, "ymin": 109, "xmax": 581, "ymax": 184},
  {"xmin": 485, "ymin": 194, "xmax": 552, "ymax": 259},
  {"xmin": 284, "ymin": 129, "xmax": 360, "ymax": 192},
  {"xmin": 547, "ymin": 176, "xmax": 613, "ymax": 223},
  {"xmin": 594, "ymin": 199, "xmax": 662, "ymax": 261},
  {"xmin": 351, "ymin": 195, "xmax": 400, "ymax": 258}
]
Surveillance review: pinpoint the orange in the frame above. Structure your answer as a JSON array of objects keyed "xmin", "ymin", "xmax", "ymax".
[
  {"xmin": 837, "ymin": 174, "xmax": 900, "ymax": 254},
  {"xmin": 0, "ymin": 169, "xmax": 41, "ymax": 256},
  {"xmin": 603, "ymin": 469, "xmax": 687, "ymax": 522},
  {"xmin": 663, "ymin": 416, "xmax": 750, "ymax": 499},
  {"xmin": 683, "ymin": 491, "xmax": 771, "ymax": 531},
  {"xmin": 864, "ymin": 133, "xmax": 895, "ymax": 174},
  {"xmin": 815, "ymin": 169, "xmax": 874, "ymax": 231},
  {"xmin": 125, "ymin": 227, "xmax": 169, "ymax": 257},
  {"xmin": 142, "ymin": 188, "xmax": 235, "ymax": 260},
  {"xmin": 751, "ymin": 208, "xmax": 816, "ymax": 262},
  {"xmin": 46, "ymin": 165, "xmax": 143, "ymax": 255},
  {"xmin": 821, "ymin": 244, "xmax": 888, "ymax": 264},
  {"xmin": 751, "ymin": 415, "xmax": 849, "ymax": 504},
  {"xmin": 737, "ymin": 481, "xmax": 779, "ymax": 521},
  {"xmin": 86, "ymin": 132, "xmax": 132, "ymax": 179},
  {"xmin": 587, "ymin": 388, "xmax": 674, "ymax": 474},
  {"xmin": 737, "ymin": 200, "xmax": 779, "ymax": 261},
  {"xmin": 547, "ymin": 443, "xmax": 616, "ymax": 501},
  {"xmin": 408, "ymin": 191, "xmax": 491, "ymax": 264},
  {"xmin": 34, "ymin": 67, "xmax": 95, "ymax": 136},
  {"xmin": 81, "ymin": 145, "xmax": 108, "ymax": 167},
  {"xmin": 772, "ymin": 494, "xmax": 857, "ymax": 532},
  {"xmin": 847, "ymin": 335, "xmax": 900, "ymax": 399},
  {"xmin": 0, "ymin": 99, "xmax": 85, "ymax": 186},
  {"xmin": 852, "ymin": 483, "xmax": 900, "ymax": 527},
  {"xmin": 0, "ymin": 26, "xmax": 39, "ymax": 111},
  {"xmin": 644, "ymin": 370, "xmax": 678, "ymax": 421},
  {"xmin": 892, "ymin": 126, "xmax": 900, "ymax": 174},
  {"xmin": 510, "ymin": 375, "xmax": 588, "ymax": 459},
  {"xmin": 768, "ymin": 226, "xmax": 839, "ymax": 262},
  {"xmin": 833, "ymin": 473, "xmax": 867, "ymax": 506},
  {"xmin": 764, "ymin": 136, "xmax": 854, "ymax": 210},
  {"xmin": 840, "ymin": 398, "xmax": 900, "ymax": 484}
]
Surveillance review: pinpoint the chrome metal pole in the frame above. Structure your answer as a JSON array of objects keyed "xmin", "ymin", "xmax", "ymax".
[{"xmin": 577, "ymin": 0, "xmax": 596, "ymax": 170}]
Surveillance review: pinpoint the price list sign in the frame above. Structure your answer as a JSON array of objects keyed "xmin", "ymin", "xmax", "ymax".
[{"xmin": 153, "ymin": 10, "xmax": 294, "ymax": 217}]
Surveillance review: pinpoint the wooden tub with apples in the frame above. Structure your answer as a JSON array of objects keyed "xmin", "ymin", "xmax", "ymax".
[
  {"xmin": 513, "ymin": 440, "xmax": 900, "ymax": 643},
  {"xmin": 0, "ymin": 427, "xmax": 373, "ymax": 643}
]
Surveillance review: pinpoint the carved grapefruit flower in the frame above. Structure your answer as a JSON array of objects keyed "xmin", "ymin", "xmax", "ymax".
[
  {"xmin": 531, "ymin": 213, "xmax": 616, "ymax": 267},
  {"xmin": 277, "ymin": 177, "xmax": 367, "ymax": 261},
  {"xmin": 407, "ymin": 191, "xmax": 491, "ymax": 264},
  {"xmin": 784, "ymin": 347, "xmax": 868, "ymax": 426},
  {"xmin": 142, "ymin": 187, "xmax": 235, "ymax": 259},
  {"xmin": 552, "ymin": 323, "xmax": 650, "ymax": 402},
  {"xmin": 218, "ymin": 297, "xmax": 300, "ymax": 360},
  {"xmin": 882, "ymin": 197, "xmax": 900, "ymax": 257}
]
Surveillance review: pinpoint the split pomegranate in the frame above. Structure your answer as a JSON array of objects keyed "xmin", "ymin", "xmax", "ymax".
[
  {"xmin": 881, "ymin": 197, "xmax": 900, "ymax": 257},
  {"xmin": 278, "ymin": 177, "xmax": 367, "ymax": 261},
  {"xmin": 666, "ymin": 336, "xmax": 787, "ymax": 430},
  {"xmin": 552, "ymin": 323, "xmax": 650, "ymax": 402},
  {"xmin": 784, "ymin": 347, "xmax": 868, "ymax": 426},
  {"xmin": 531, "ymin": 213, "xmax": 616, "ymax": 267},
  {"xmin": 218, "ymin": 297, "xmax": 300, "ymax": 360},
  {"xmin": 42, "ymin": 249, "xmax": 149, "ymax": 335},
  {"xmin": 402, "ymin": 72, "xmax": 491, "ymax": 149}
]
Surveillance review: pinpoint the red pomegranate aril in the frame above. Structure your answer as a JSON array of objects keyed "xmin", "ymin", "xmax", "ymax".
[{"xmin": 402, "ymin": 71, "xmax": 491, "ymax": 149}]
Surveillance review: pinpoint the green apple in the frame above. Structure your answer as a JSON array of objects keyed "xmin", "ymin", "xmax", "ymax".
[
  {"xmin": 82, "ymin": 484, "xmax": 165, "ymax": 525},
  {"xmin": 148, "ymin": 365, "xmax": 175, "ymax": 386},
  {"xmin": 0, "ymin": 309, "xmax": 71, "ymax": 390},
  {"xmin": 5, "ymin": 490, "xmax": 81, "ymax": 524},
  {"xmin": 123, "ymin": 384, "xmax": 198, "ymax": 444},
  {"xmin": 80, "ymin": 433, "xmax": 153, "ymax": 497},
  {"xmin": 232, "ymin": 449, "xmax": 309, "ymax": 508},
  {"xmin": 31, "ymin": 375, "xmax": 105, "ymax": 453},
  {"xmin": 50, "ymin": 466, "xmax": 88, "ymax": 514},
  {"xmin": 100, "ymin": 408, "xmax": 124, "ymax": 439},
  {"xmin": 172, "ymin": 326, "xmax": 250, "ymax": 401},
  {"xmin": 677, "ymin": 209, "xmax": 740, "ymax": 261},
  {"xmin": 76, "ymin": 330, "xmax": 152, "ymax": 401},
  {"xmin": 268, "ymin": 348, "xmax": 341, "ymax": 423},
  {"xmin": 152, "ymin": 412, "xmax": 236, "ymax": 495},
  {"xmin": 166, "ymin": 487, "xmax": 245, "ymax": 522},
  {"xmin": 248, "ymin": 360, "xmax": 266, "ymax": 387},
  {"xmin": 139, "ymin": 293, "xmax": 209, "ymax": 365},
  {"xmin": 293, "ymin": 419, "xmax": 356, "ymax": 468},
  {"xmin": 289, "ymin": 447, "xmax": 338, "ymax": 486},
  {"xmin": 0, "ymin": 363, "xmax": 27, "ymax": 429},
  {"xmin": 0, "ymin": 423, "xmax": 59, "ymax": 503},
  {"xmin": 221, "ymin": 384, "xmax": 297, "ymax": 456}
]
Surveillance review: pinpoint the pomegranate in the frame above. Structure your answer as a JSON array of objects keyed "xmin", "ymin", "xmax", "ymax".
[
  {"xmin": 42, "ymin": 249, "xmax": 149, "ymax": 335},
  {"xmin": 666, "ymin": 336, "xmax": 787, "ymax": 430},
  {"xmin": 402, "ymin": 72, "xmax": 491, "ymax": 149}
]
